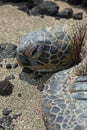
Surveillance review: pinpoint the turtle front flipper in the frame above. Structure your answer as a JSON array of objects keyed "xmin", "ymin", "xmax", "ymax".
[{"xmin": 42, "ymin": 68, "xmax": 87, "ymax": 130}]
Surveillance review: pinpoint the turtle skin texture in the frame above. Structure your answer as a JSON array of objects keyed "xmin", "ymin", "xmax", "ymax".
[{"xmin": 16, "ymin": 21, "xmax": 86, "ymax": 72}]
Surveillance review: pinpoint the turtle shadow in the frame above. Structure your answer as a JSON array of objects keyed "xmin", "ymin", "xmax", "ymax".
[{"xmin": 19, "ymin": 68, "xmax": 54, "ymax": 91}]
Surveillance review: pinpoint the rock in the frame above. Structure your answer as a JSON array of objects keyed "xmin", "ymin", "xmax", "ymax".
[
  {"xmin": 40, "ymin": 15, "xmax": 44, "ymax": 18},
  {"xmin": 0, "ymin": 64, "xmax": 3, "ymax": 67},
  {"xmin": 6, "ymin": 63, "xmax": 12, "ymax": 69},
  {"xmin": 0, "ymin": 108, "xmax": 22, "ymax": 130},
  {"xmin": 67, "ymin": 0, "xmax": 82, "ymax": 5},
  {"xmin": 37, "ymin": 85, "xmax": 44, "ymax": 91},
  {"xmin": 2, "ymin": 108, "xmax": 12, "ymax": 116},
  {"xmin": 58, "ymin": 8, "xmax": 73, "ymax": 19},
  {"xmin": 27, "ymin": 0, "xmax": 43, "ymax": 9},
  {"xmin": 31, "ymin": 1, "xmax": 59, "ymax": 16},
  {"xmin": 17, "ymin": 93, "xmax": 22, "ymax": 97},
  {"xmin": 5, "ymin": 75, "xmax": 15, "ymax": 80},
  {"xmin": 2, "ymin": 0, "xmax": 26, "ymax": 3},
  {"xmin": 73, "ymin": 12, "xmax": 83, "ymax": 20},
  {"xmin": 0, "ymin": 43, "xmax": 17, "ymax": 61},
  {"xmin": 13, "ymin": 63, "xmax": 18, "ymax": 68},
  {"xmin": 0, "ymin": 80, "xmax": 14, "ymax": 96},
  {"xmin": 82, "ymin": 0, "xmax": 87, "ymax": 8}
]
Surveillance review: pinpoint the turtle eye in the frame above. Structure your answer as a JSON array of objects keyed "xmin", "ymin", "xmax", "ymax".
[
  {"xmin": 31, "ymin": 45, "xmax": 43, "ymax": 58},
  {"xmin": 32, "ymin": 45, "xmax": 39, "ymax": 57}
]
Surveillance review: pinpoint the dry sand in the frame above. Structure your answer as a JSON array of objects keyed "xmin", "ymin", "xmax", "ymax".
[{"xmin": 0, "ymin": 0, "xmax": 87, "ymax": 130}]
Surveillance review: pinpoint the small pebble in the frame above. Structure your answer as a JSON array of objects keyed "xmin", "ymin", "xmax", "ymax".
[
  {"xmin": 5, "ymin": 75, "xmax": 15, "ymax": 80},
  {"xmin": 6, "ymin": 64, "xmax": 12, "ymax": 69},
  {"xmin": 2, "ymin": 108, "xmax": 12, "ymax": 116},
  {"xmin": 13, "ymin": 63, "xmax": 18, "ymax": 68},
  {"xmin": 0, "ymin": 118, "xmax": 3, "ymax": 124},
  {"xmin": 0, "ymin": 64, "xmax": 3, "ymax": 67},
  {"xmin": 55, "ymin": 16, "xmax": 60, "ymax": 20},
  {"xmin": 37, "ymin": 85, "xmax": 44, "ymax": 91},
  {"xmin": 17, "ymin": 93, "xmax": 22, "ymax": 97},
  {"xmin": 73, "ymin": 12, "xmax": 83, "ymax": 20},
  {"xmin": 40, "ymin": 15, "xmax": 44, "ymax": 18}
]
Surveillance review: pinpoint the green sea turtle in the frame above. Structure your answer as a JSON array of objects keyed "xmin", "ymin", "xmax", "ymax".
[{"xmin": 16, "ymin": 20, "xmax": 87, "ymax": 129}]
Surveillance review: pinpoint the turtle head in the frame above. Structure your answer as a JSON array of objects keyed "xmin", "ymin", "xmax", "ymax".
[{"xmin": 16, "ymin": 41, "xmax": 44, "ymax": 69}]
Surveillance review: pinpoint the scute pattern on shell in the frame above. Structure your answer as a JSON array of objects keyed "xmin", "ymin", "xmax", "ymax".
[{"xmin": 42, "ymin": 67, "xmax": 87, "ymax": 130}]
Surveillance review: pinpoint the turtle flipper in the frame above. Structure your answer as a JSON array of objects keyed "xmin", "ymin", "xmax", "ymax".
[{"xmin": 42, "ymin": 69, "xmax": 87, "ymax": 130}]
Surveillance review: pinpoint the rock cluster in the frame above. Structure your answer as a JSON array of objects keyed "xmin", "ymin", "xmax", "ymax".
[
  {"xmin": 25, "ymin": 1, "xmax": 83, "ymax": 19},
  {"xmin": 31, "ymin": 1, "xmax": 59, "ymax": 16},
  {"xmin": 0, "ymin": 108, "xmax": 22, "ymax": 130},
  {"xmin": 65, "ymin": 0, "xmax": 87, "ymax": 7}
]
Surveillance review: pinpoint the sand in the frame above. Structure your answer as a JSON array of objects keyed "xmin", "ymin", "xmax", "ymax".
[{"xmin": 0, "ymin": 1, "xmax": 87, "ymax": 130}]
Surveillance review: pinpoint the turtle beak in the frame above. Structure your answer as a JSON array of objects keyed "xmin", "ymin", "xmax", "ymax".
[
  {"xmin": 16, "ymin": 53, "xmax": 32, "ymax": 67},
  {"xmin": 16, "ymin": 45, "xmax": 31, "ymax": 66}
]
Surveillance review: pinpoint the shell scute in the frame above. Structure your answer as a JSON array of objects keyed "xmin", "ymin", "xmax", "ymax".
[
  {"xmin": 38, "ymin": 57, "xmax": 49, "ymax": 64},
  {"xmin": 50, "ymin": 55, "xmax": 57, "ymax": 60},
  {"xmin": 45, "ymin": 39, "xmax": 51, "ymax": 44},
  {"xmin": 41, "ymin": 52, "xmax": 50, "ymax": 58},
  {"xmin": 57, "ymin": 51, "xmax": 63, "ymax": 57},
  {"xmin": 50, "ymin": 45, "xmax": 58, "ymax": 54},
  {"xmin": 43, "ymin": 45, "xmax": 50, "ymax": 52},
  {"xmin": 50, "ymin": 60, "xmax": 59, "ymax": 64}
]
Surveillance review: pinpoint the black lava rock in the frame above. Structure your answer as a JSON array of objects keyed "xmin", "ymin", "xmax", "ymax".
[
  {"xmin": 0, "ymin": 108, "xmax": 21, "ymax": 130},
  {"xmin": 0, "ymin": 118, "xmax": 3, "ymax": 124},
  {"xmin": 37, "ymin": 85, "xmax": 44, "ymax": 91},
  {"xmin": 0, "ymin": 43, "xmax": 17, "ymax": 61},
  {"xmin": 0, "ymin": 64, "xmax": 3, "ymax": 67},
  {"xmin": 58, "ymin": 8, "xmax": 73, "ymax": 19},
  {"xmin": 82, "ymin": 0, "xmax": 87, "ymax": 7},
  {"xmin": 0, "ymin": 80, "xmax": 14, "ymax": 96},
  {"xmin": 2, "ymin": 108, "xmax": 12, "ymax": 116},
  {"xmin": 2, "ymin": 0, "xmax": 26, "ymax": 3},
  {"xmin": 27, "ymin": 0, "xmax": 43, "ymax": 9},
  {"xmin": 73, "ymin": 12, "xmax": 83, "ymax": 20},
  {"xmin": 6, "ymin": 63, "xmax": 12, "ymax": 69},
  {"xmin": 40, "ymin": 15, "xmax": 44, "ymax": 18},
  {"xmin": 67, "ymin": 0, "xmax": 82, "ymax": 5},
  {"xmin": 31, "ymin": 1, "xmax": 59, "ymax": 16},
  {"xmin": 13, "ymin": 63, "xmax": 18, "ymax": 68},
  {"xmin": 17, "ymin": 93, "xmax": 22, "ymax": 97},
  {"xmin": 5, "ymin": 75, "xmax": 15, "ymax": 80}
]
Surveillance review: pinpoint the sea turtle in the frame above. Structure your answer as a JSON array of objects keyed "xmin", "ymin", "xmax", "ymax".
[{"xmin": 16, "ymin": 20, "xmax": 87, "ymax": 130}]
